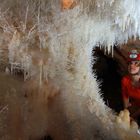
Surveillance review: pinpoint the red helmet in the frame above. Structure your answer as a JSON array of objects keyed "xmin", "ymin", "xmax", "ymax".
[{"xmin": 127, "ymin": 50, "xmax": 140, "ymax": 62}]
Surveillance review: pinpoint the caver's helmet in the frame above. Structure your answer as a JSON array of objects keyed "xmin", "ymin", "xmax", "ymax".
[
  {"xmin": 127, "ymin": 50, "xmax": 140, "ymax": 75},
  {"xmin": 127, "ymin": 50, "xmax": 140, "ymax": 62}
]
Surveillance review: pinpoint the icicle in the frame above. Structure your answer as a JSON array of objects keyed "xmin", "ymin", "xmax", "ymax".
[
  {"xmin": 111, "ymin": 45, "xmax": 114, "ymax": 57},
  {"xmin": 107, "ymin": 43, "xmax": 111, "ymax": 54},
  {"xmin": 39, "ymin": 59, "xmax": 43, "ymax": 87},
  {"xmin": 23, "ymin": 5, "xmax": 29, "ymax": 32}
]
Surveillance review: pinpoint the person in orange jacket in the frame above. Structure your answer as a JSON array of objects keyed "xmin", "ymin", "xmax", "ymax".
[{"xmin": 122, "ymin": 49, "xmax": 140, "ymax": 124}]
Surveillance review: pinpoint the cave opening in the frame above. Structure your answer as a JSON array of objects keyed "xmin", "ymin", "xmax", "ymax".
[{"xmin": 93, "ymin": 47, "xmax": 124, "ymax": 113}]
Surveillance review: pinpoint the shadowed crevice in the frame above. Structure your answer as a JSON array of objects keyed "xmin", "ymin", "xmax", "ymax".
[{"xmin": 93, "ymin": 47, "xmax": 124, "ymax": 113}]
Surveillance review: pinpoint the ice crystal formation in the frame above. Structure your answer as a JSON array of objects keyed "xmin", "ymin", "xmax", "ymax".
[{"xmin": 0, "ymin": 0, "xmax": 140, "ymax": 140}]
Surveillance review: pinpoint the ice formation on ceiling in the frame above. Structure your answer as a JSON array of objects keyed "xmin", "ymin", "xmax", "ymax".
[{"xmin": 0, "ymin": 0, "xmax": 140, "ymax": 139}]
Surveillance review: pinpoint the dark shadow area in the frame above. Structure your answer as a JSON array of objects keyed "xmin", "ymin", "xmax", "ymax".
[
  {"xmin": 93, "ymin": 47, "xmax": 124, "ymax": 113},
  {"xmin": 40, "ymin": 135, "xmax": 53, "ymax": 140}
]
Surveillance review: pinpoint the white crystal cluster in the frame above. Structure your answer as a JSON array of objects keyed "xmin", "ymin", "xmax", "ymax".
[{"xmin": 0, "ymin": 0, "xmax": 140, "ymax": 139}]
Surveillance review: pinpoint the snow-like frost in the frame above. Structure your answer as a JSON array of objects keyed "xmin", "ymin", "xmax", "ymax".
[{"xmin": 0, "ymin": 0, "xmax": 140, "ymax": 139}]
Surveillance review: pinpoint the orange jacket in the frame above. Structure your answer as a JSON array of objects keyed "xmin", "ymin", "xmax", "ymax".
[{"xmin": 122, "ymin": 75, "xmax": 140, "ymax": 106}]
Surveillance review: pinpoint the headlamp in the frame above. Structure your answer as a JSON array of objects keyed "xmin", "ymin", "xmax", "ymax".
[
  {"xmin": 129, "ymin": 53, "xmax": 138, "ymax": 59},
  {"xmin": 128, "ymin": 50, "xmax": 140, "ymax": 62}
]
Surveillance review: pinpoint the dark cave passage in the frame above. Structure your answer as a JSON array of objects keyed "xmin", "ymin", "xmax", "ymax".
[{"xmin": 93, "ymin": 47, "xmax": 124, "ymax": 113}]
